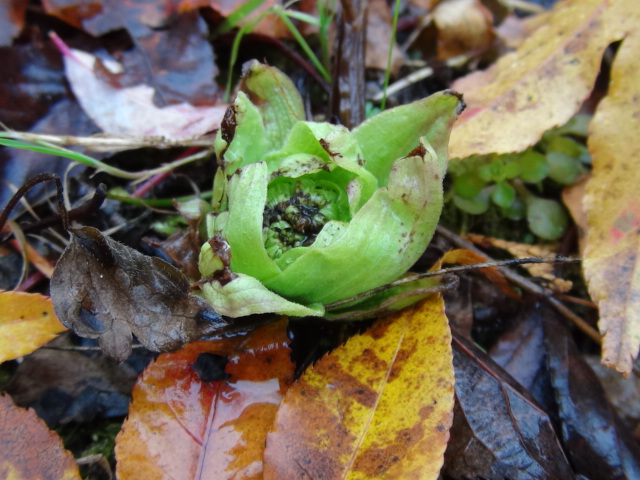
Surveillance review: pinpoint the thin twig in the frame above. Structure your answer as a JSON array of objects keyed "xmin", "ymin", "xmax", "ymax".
[
  {"xmin": 325, "ymin": 256, "xmax": 579, "ymax": 311},
  {"xmin": 41, "ymin": 344, "xmax": 146, "ymax": 351},
  {"xmin": 0, "ymin": 130, "xmax": 215, "ymax": 152},
  {"xmin": 436, "ymin": 225, "xmax": 602, "ymax": 344},
  {"xmin": 502, "ymin": 0, "xmax": 546, "ymax": 14},
  {"xmin": 372, "ymin": 54, "xmax": 469, "ymax": 102},
  {"xmin": 12, "ymin": 184, "xmax": 107, "ymax": 236}
]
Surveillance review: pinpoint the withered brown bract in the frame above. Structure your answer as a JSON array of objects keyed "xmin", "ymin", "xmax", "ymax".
[{"xmin": 51, "ymin": 226, "xmax": 227, "ymax": 362}]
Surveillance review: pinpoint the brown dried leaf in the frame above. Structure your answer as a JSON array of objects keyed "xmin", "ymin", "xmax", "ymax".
[
  {"xmin": 465, "ymin": 233, "xmax": 573, "ymax": 292},
  {"xmin": 433, "ymin": 248, "xmax": 520, "ymax": 299},
  {"xmin": 433, "ymin": 0, "xmax": 496, "ymax": 60},
  {"xmin": 51, "ymin": 226, "xmax": 227, "ymax": 361}
]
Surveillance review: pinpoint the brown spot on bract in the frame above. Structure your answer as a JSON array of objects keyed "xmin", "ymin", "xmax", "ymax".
[
  {"xmin": 220, "ymin": 105, "xmax": 237, "ymax": 145},
  {"xmin": 406, "ymin": 144, "xmax": 426, "ymax": 158},
  {"xmin": 368, "ymin": 321, "xmax": 392, "ymax": 340}
]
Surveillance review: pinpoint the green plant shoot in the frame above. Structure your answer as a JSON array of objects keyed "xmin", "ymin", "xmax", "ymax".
[{"xmin": 198, "ymin": 61, "xmax": 464, "ymax": 318}]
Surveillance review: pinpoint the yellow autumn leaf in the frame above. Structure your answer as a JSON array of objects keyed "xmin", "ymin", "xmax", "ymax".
[
  {"xmin": 448, "ymin": 0, "xmax": 629, "ymax": 159},
  {"xmin": 583, "ymin": 11, "xmax": 640, "ymax": 375},
  {"xmin": 0, "ymin": 291, "xmax": 66, "ymax": 363},
  {"xmin": 264, "ymin": 294, "xmax": 454, "ymax": 480}
]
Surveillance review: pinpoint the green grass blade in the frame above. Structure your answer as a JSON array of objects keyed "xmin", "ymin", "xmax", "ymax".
[{"xmin": 216, "ymin": 0, "xmax": 267, "ymax": 35}]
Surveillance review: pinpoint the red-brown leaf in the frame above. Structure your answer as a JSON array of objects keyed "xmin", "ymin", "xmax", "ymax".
[
  {"xmin": 0, "ymin": 393, "xmax": 81, "ymax": 480},
  {"xmin": 115, "ymin": 319, "xmax": 294, "ymax": 479}
]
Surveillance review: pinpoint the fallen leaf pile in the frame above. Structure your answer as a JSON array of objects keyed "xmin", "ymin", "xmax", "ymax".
[
  {"xmin": 2, "ymin": 0, "xmax": 640, "ymax": 477},
  {"xmin": 115, "ymin": 296, "xmax": 453, "ymax": 479}
]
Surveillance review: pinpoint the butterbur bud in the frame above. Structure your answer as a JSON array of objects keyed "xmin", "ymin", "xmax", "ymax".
[{"xmin": 199, "ymin": 60, "xmax": 464, "ymax": 317}]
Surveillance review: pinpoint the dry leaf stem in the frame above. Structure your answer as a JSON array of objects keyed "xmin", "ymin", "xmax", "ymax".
[{"xmin": 0, "ymin": 130, "xmax": 215, "ymax": 152}]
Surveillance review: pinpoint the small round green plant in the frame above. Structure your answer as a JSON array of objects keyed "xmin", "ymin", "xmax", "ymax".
[{"xmin": 447, "ymin": 116, "xmax": 589, "ymax": 240}]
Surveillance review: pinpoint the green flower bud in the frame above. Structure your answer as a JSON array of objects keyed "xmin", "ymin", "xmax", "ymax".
[{"xmin": 199, "ymin": 61, "xmax": 464, "ymax": 317}]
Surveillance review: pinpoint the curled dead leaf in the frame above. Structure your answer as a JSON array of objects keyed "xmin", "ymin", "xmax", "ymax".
[{"xmin": 51, "ymin": 226, "xmax": 228, "ymax": 362}]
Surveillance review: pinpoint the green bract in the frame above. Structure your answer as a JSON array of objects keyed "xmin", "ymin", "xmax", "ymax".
[{"xmin": 199, "ymin": 61, "xmax": 464, "ymax": 317}]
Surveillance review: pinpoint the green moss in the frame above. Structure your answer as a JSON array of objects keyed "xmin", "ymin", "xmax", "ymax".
[{"xmin": 56, "ymin": 417, "xmax": 124, "ymax": 479}]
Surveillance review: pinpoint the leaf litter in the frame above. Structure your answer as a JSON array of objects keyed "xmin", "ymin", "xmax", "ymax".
[
  {"xmin": 1, "ymin": 0, "xmax": 634, "ymax": 478},
  {"xmin": 0, "ymin": 174, "xmax": 230, "ymax": 362}
]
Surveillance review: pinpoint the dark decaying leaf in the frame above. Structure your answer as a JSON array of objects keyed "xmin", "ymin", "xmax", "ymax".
[
  {"xmin": 45, "ymin": 1, "xmax": 219, "ymax": 107},
  {"xmin": 1, "ymin": 100, "xmax": 98, "ymax": 208},
  {"xmin": 128, "ymin": 11, "xmax": 219, "ymax": 107},
  {"xmin": 443, "ymin": 333, "xmax": 574, "ymax": 480},
  {"xmin": 0, "ymin": 33, "xmax": 100, "ymax": 207},
  {"xmin": 542, "ymin": 310, "xmax": 640, "ymax": 480},
  {"xmin": 5, "ymin": 336, "xmax": 147, "ymax": 427},
  {"xmin": 489, "ymin": 302, "xmax": 557, "ymax": 416},
  {"xmin": 50, "ymin": 225, "xmax": 228, "ymax": 362},
  {"xmin": 147, "ymin": 230, "xmax": 202, "ymax": 281},
  {"xmin": 0, "ymin": 38, "xmax": 67, "ymax": 132},
  {"xmin": 0, "ymin": 0, "xmax": 27, "ymax": 46},
  {"xmin": 144, "ymin": 201, "xmax": 206, "ymax": 280}
]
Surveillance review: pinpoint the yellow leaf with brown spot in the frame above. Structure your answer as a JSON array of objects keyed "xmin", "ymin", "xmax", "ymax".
[
  {"xmin": 0, "ymin": 394, "xmax": 81, "ymax": 480},
  {"xmin": 583, "ymin": 15, "xmax": 640, "ymax": 375},
  {"xmin": 264, "ymin": 294, "xmax": 454, "ymax": 480},
  {"xmin": 0, "ymin": 291, "xmax": 66, "ymax": 363},
  {"xmin": 449, "ymin": 0, "xmax": 631, "ymax": 159}
]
